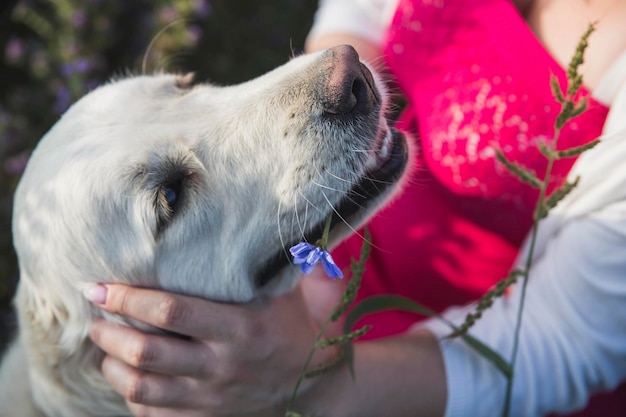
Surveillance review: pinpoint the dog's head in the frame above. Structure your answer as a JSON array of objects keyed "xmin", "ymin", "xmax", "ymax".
[{"xmin": 12, "ymin": 46, "xmax": 411, "ymax": 311}]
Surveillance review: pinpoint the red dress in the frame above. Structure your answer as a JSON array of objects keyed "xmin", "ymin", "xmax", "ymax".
[{"xmin": 332, "ymin": 0, "xmax": 625, "ymax": 414}]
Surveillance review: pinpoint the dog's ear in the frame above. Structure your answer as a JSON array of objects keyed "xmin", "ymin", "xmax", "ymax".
[{"xmin": 175, "ymin": 72, "xmax": 196, "ymax": 89}]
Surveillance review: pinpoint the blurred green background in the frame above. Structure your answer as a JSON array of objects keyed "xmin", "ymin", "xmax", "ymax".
[{"xmin": 0, "ymin": 0, "xmax": 318, "ymax": 350}]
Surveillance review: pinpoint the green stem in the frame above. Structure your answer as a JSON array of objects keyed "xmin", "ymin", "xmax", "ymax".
[
  {"xmin": 286, "ymin": 214, "xmax": 334, "ymax": 414},
  {"xmin": 501, "ymin": 130, "xmax": 560, "ymax": 416},
  {"xmin": 285, "ymin": 314, "xmax": 333, "ymax": 415},
  {"xmin": 317, "ymin": 214, "xmax": 333, "ymax": 250}
]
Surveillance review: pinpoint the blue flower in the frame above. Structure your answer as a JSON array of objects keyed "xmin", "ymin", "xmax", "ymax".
[{"xmin": 289, "ymin": 242, "xmax": 344, "ymax": 280}]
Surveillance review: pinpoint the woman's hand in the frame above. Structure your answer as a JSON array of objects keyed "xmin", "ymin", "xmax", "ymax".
[
  {"xmin": 84, "ymin": 274, "xmax": 446, "ymax": 417},
  {"xmin": 85, "ymin": 279, "xmax": 340, "ymax": 417}
]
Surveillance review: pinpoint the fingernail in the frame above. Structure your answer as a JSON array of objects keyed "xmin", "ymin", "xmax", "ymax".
[{"xmin": 82, "ymin": 284, "xmax": 108, "ymax": 305}]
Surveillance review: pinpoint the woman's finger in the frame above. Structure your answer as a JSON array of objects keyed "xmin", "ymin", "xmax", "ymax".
[
  {"xmin": 101, "ymin": 355, "xmax": 201, "ymax": 409},
  {"xmin": 90, "ymin": 320, "xmax": 213, "ymax": 377},
  {"xmin": 83, "ymin": 283, "xmax": 239, "ymax": 339}
]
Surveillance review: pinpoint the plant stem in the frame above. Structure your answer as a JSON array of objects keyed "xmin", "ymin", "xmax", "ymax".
[
  {"xmin": 501, "ymin": 131, "xmax": 559, "ymax": 416},
  {"xmin": 285, "ymin": 314, "xmax": 333, "ymax": 415},
  {"xmin": 286, "ymin": 214, "xmax": 335, "ymax": 415},
  {"xmin": 317, "ymin": 214, "xmax": 333, "ymax": 250}
]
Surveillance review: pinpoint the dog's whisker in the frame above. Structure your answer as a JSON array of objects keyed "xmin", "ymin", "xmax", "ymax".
[
  {"xmin": 320, "ymin": 191, "xmax": 385, "ymax": 252},
  {"xmin": 351, "ymin": 147, "xmax": 375, "ymax": 154},
  {"xmin": 342, "ymin": 193, "xmax": 368, "ymax": 211},
  {"xmin": 321, "ymin": 169, "xmax": 354, "ymax": 186},
  {"xmin": 311, "ymin": 180, "xmax": 344, "ymax": 194},
  {"xmin": 293, "ymin": 197, "xmax": 308, "ymax": 242},
  {"xmin": 362, "ymin": 174, "xmax": 394, "ymax": 186},
  {"xmin": 320, "ymin": 191, "xmax": 360, "ymax": 236},
  {"xmin": 276, "ymin": 199, "xmax": 291, "ymax": 257},
  {"xmin": 297, "ymin": 191, "xmax": 325, "ymax": 215}
]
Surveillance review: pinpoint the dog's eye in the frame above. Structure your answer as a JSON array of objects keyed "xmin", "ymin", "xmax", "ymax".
[
  {"xmin": 154, "ymin": 176, "xmax": 187, "ymax": 235},
  {"xmin": 162, "ymin": 181, "xmax": 182, "ymax": 211},
  {"xmin": 164, "ymin": 186, "xmax": 178, "ymax": 207}
]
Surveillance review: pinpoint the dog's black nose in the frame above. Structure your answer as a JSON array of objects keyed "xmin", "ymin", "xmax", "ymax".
[{"xmin": 322, "ymin": 45, "xmax": 378, "ymax": 115}]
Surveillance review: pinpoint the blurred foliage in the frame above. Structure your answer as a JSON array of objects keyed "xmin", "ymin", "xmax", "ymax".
[{"xmin": 0, "ymin": 0, "xmax": 317, "ymax": 346}]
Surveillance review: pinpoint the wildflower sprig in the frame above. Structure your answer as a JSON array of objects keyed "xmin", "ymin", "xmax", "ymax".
[
  {"xmin": 330, "ymin": 228, "xmax": 371, "ymax": 321},
  {"xmin": 446, "ymin": 23, "xmax": 598, "ymax": 417},
  {"xmin": 450, "ymin": 23, "xmax": 596, "ymax": 340},
  {"xmin": 290, "ymin": 216, "xmax": 343, "ymax": 279},
  {"xmin": 448, "ymin": 270, "xmax": 524, "ymax": 338},
  {"xmin": 504, "ymin": 26, "xmax": 595, "ymax": 416},
  {"xmin": 290, "ymin": 242, "xmax": 344, "ymax": 279},
  {"xmin": 495, "ymin": 152, "xmax": 542, "ymax": 188},
  {"xmin": 285, "ymin": 220, "xmax": 372, "ymax": 417}
]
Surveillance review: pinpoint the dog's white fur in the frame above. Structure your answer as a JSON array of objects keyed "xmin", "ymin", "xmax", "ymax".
[{"xmin": 0, "ymin": 48, "xmax": 411, "ymax": 416}]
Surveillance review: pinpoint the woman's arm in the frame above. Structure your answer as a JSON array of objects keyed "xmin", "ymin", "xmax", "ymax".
[
  {"xmin": 419, "ymin": 104, "xmax": 626, "ymax": 416},
  {"xmin": 305, "ymin": 0, "xmax": 399, "ymax": 66},
  {"xmin": 86, "ymin": 270, "xmax": 447, "ymax": 417}
]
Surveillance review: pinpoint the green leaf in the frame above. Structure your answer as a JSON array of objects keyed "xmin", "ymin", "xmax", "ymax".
[
  {"xmin": 344, "ymin": 295, "xmax": 443, "ymax": 335},
  {"xmin": 318, "ymin": 326, "xmax": 371, "ymax": 348},
  {"xmin": 543, "ymin": 177, "xmax": 580, "ymax": 214},
  {"xmin": 566, "ymin": 23, "xmax": 595, "ymax": 94},
  {"xmin": 459, "ymin": 333, "xmax": 513, "ymax": 379},
  {"xmin": 537, "ymin": 140, "xmax": 556, "ymax": 159},
  {"xmin": 555, "ymin": 138, "xmax": 600, "ymax": 159},
  {"xmin": 330, "ymin": 229, "xmax": 371, "ymax": 321},
  {"xmin": 570, "ymin": 96, "xmax": 589, "ymax": 118},
  {"xmin": 303, "ymin": 350, "xmax": 346, "ymax": 379},
  {"xmin": 342, "ymin": 295, "xmax": 442, "ymax": 381},
  {"xmin": 495, "ymin": 150, "xmax": 542, "ymax": 188},
  {"xmin": 448, "ymin": 270, "xmax": 523, "ymax": 338},
  {"xmin": 342, "ymin": 295, "xmax": 512, "ymax": 380},
  {"xmin": 555, "ymin": 101, "xmax": 574, "ymax": 130},
  {"xmin": 550, "ymin": 74, "xmax": 565, "ymax": 104}
]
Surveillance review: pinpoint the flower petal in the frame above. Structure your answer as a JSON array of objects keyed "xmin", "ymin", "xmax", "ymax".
[
  {"xmin": 290, "ymin": 242, "xmax": 314, "ymax": 258},
  {"xmin": 290, "ymin": 242, "xmax": 343, "ymax": 279},
  {"xmin": 290, "ymin": 242, "xmax": 314, "ymax": 265},
  {"xmin": 300, "ymin": 261, "xmax": 316, "ymax": 275},
  {"xmin": 305, "ymin": 247, "xmax": 323, "ymax": 265},
  {"xmin": 321, "ymin": 252, "xmax": 344, "ymax": 279}
]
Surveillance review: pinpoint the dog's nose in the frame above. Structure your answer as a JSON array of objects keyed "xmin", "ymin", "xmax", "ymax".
[{"xmin": 322, "ymin": 45, "xmax": 378, "ymax": 115}]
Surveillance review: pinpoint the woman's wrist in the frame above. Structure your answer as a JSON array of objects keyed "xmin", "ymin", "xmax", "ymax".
[{"xmin": 294, "ymin": 329, "xmax": 447, "ymax": 417}]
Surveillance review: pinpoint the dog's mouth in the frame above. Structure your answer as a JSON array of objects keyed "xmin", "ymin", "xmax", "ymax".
[
  {"xmin": 256, "ymin": 126, "xmax": 408, "ymax": 288},
  {"xmin": 333, "ymin": 127, "xmax": 407, "ymax": 226},
  {"xmin": 306, "ymin": 126, "xmax": 408, "ymax": 246}
]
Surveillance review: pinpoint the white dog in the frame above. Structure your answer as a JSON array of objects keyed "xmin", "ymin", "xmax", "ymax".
[{"xmin": 0, "ymin": 45, "xmax": 411, "ymax": 416}]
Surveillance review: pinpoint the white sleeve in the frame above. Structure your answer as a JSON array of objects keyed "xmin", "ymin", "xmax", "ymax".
[
  {"xmin": 306, "ymin": 0, "xmax": 400, "ymax": 46},
  {"xmin": 418, "ymin": 91, "xmax": 626, "ymax": 416}
]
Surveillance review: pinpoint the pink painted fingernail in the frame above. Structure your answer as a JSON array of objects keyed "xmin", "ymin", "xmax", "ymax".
[{"xmin": 82, "ymin": 284, "xmax": 108, "ymax": 305}]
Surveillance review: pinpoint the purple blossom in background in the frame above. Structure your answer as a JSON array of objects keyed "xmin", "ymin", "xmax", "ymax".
[
  {"xmin": 187, "ymin": 25, "xmax": 203, "ymax": 45},
  {"xmin": 71, "ymin": 10, "xmax": 87, "ymax": 28},
  {"xmin": 61, "ymin": 58, "xmax": 91, "ymax": 77},
  {"xmin": 290, "ymin": 242, "xmax": 344, "ymax": 279},
  {"xmin": 53, "ymin": 86, "xmax": 72, "ymax": 114},
  {"xmin": 159, "ymin": 6, "xmax": 178, "ymax": 23},
  {"xmin": 75, "ymin": 58, "xmax": 90, "ymax": 73},
  {"xmin": 192, "ymin": 0, "xmax": 211, "ymax": 18},
  {"xmin": 86, "ymin": 79, "xmax": 101, "ymax": 91},
  {"xmin": 1, "ymin": 131, "xmax": 16, "ymax": 146},
  {"xmin": 4, "ymin": 152, "xmax": 30, "ymax": 176},
  {"xmin": 5, "ymin": 38, "xmax": 24, "ymax": 61}
]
